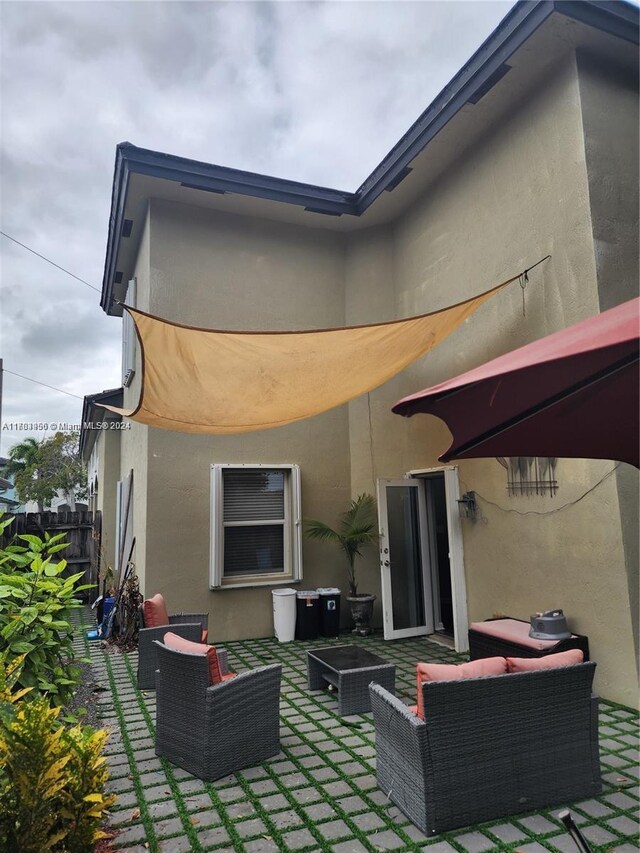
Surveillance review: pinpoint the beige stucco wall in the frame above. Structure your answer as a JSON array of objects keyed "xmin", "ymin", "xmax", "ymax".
[
  {"xmin": 577, "ymin": 50, "xmax": 640, "ymax": 674},
  {"xmin": 119, "ymin": 206, "xmax": 151, "ymax": 590},
  {"xmin": 141, "ymin": 200, "xmax": 352, "ymax": 640},
  {"xmin": 344, "ymin": 53, "xmax": 637, "ymax": 705}
]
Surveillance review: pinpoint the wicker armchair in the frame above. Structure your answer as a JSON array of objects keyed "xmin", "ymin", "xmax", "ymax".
[
  {"xmin": 369, "ymin": 662, "xmax": 601, "ymax": 835},
  {"xmin": 137, "ymin": 598, "xmax": 227, "ymax": 689},
  {"xmin": 154, "ymin": 641, "xmax": 282, "ymax": 781}
]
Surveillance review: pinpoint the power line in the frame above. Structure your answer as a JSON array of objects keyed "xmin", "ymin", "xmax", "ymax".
[
  {"xmin": 0, "ymin": 231, "xmax": 101, "ymax": 293},
  {"xmin": 2, "ymin": 368, "xmax": 84, "ymax": 400}
]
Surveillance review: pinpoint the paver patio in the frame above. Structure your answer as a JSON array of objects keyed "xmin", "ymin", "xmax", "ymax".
[{"xmin": 73, "ymin": 615, "xmax": 639, "ymax": 853}]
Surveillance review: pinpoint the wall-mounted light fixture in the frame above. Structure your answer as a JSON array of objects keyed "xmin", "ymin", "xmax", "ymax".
[{"xmin": 457, "ymin": 491, "xmax": 477, "ymax": 520}]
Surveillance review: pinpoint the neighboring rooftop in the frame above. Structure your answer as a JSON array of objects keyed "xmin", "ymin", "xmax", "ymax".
[{"xmin": 79, "ymin": 387, "xmax": 124, "ymax": 460}]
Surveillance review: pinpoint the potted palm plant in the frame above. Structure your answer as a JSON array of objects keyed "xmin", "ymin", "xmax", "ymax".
[{"xmin": 305, "ymin": 493, "xmax": 378, "ymax": 636}]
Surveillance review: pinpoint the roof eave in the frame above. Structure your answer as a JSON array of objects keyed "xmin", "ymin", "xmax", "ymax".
[
  {"xmin": 355, "ymin": 0, "xmax": 638, "ymax": 210},
  {"xmin": 100, "ymin": 0, "xmax": 639, "ymax": 314},
  {"xmin": 79, "ymin": 388, "xmax": 124, "ymax": 459},
  {"xmin": 100, "ymin": 145, "xmax": 357, "ymax": 313}
]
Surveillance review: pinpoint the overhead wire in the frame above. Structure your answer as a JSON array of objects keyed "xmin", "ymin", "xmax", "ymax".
[
  {"xmin": 0, "ymin": 230, "xmax": 101, "ymax": 293},
  {"xmin": 2, "ymin": 368, "xmax": 85, "ymax": 401},
  {"xmin": 0, "ymin": 231, "xmax": 103, "ymax": 407}
]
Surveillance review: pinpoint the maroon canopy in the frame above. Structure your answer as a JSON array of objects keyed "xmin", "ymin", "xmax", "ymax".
[{"xmin": 393, "ymin": 297, "xmax": 639, "ymax": 467}]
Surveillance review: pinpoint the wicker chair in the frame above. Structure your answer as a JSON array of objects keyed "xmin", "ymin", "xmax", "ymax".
[
  {"xmin": 154, "ymin": 641, "xmax": 282, "ymax": 781},
  {"xmin": 369, "ymin": 662, "xmax": 601, "ymax": 835},
  {"xmin": 137, "ymin": 598, "xmax": 227, "ymax": 689}
]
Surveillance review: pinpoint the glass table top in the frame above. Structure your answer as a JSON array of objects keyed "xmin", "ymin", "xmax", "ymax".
[{"xmin": 307, "ymin": 645, "xmax": 388, "ymax": 671}]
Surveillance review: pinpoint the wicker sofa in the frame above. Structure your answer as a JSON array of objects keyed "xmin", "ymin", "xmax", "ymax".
[
  {"xmin": 154, "ymin": 641, "xmax": 282, "ymax": 781},
  {"xmin": 369, "ymin": 661, "xmax": 601, "ymax": 835}
]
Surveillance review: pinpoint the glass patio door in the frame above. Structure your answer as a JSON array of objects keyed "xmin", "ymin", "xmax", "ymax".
[{"xmin": 377, "ymin": 479, "xmax": 434, "ymax": 640}]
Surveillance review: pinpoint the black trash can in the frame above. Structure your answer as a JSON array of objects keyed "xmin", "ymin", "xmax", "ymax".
[
  {"xmin": 295, "ymin": 590, "xmax": 320, "ymax": 640},
  {"xmin": 317, "ymin": 587, "xmax": 341, "ymax": 637}
]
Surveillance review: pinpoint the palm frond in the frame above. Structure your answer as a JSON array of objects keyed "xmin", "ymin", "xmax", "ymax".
[{"xmin": 304, "ymin": 494, "xmax": 378, "ymax": 596}]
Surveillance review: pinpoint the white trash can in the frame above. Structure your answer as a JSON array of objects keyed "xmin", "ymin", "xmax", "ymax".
[{"xmin": 272, "ymin": 588, "xmax": 297, "ymax": 642}]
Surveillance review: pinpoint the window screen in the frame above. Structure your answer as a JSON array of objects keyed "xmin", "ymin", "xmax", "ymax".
[
  {"xmin": 223, "ymin": 470, "xmax": 285, "ymax": 576},
  {"xmin": 210, "ymin": 464, "xmax": 302, "ymax": 588}
]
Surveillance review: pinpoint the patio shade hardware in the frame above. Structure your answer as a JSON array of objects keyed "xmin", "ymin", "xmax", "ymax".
[
  {"xmin": 392, "ymin": 295, "xmax": 640, "ymax": 467},
  {"xmin": 102, "ymin": 257, "xmax": 550, "ymax": 435},
  {"xmin": 517, "ymin": 254, "xmax": 551, "ymax": 315}
]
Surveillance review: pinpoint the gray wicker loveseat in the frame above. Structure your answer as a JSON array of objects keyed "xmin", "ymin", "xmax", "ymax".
[
  {"xmin": 154, "ymin": 640, "xmax": 282, "ymax": 781},
  {"xmin": 369, "ymin": 661, "xmax": 601, "ymax": 835}
]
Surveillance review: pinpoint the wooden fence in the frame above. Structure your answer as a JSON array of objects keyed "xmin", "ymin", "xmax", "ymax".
[{"xmin": 0, "ymin": 510, "xmax": 101, "ymax": 601}]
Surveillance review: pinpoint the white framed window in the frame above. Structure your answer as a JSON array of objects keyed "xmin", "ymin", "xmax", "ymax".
[
  {"xmin": 210, "ymin": 464, "xmax": 302, "ymax": 589},
  {"xmin": 122, "ymin": 277, "xmax": 137, "ymax": 387}
]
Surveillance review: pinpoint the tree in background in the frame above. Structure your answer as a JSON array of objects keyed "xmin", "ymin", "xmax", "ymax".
[
  {"xmin": 1, "ymin": 438, "xmax": 47, "ymax": 511},
  {"xmin": 37, "ymin": 432, "xmax": 87, "ymax": 510},
  {"xmin": 1, "ymin": 433, "xmax": 87, "ymax": 512}
]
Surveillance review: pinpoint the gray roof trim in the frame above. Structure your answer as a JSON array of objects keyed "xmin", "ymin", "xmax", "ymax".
[{"xmin": 79, "ymin": 387, "xmax": 124, "ymax": 458}]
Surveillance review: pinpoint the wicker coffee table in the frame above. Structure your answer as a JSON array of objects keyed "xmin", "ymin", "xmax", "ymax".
[{"xmin": 307, "ymin": 645, "xmax": 395, "ymax": 715}]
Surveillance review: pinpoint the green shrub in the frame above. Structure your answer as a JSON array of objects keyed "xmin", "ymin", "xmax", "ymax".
[
  {"xmin": 0, "ymin": 513, "xmax": 93, "ymax": 705},
  {"xmin": 0, "ymin": 655, "xmax": 115, "ymax": 853}
]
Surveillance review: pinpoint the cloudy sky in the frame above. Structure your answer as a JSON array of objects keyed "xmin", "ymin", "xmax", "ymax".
[{"xmin": 0, "ymin": 0, "xmax": 514, "ymax": 455}]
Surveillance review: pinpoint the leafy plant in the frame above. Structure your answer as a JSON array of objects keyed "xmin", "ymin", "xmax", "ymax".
[
  {"xmin": 0, "ymin": 695, "xmax": 115, "ymax": 852},
  {"xmin": 304, "ymin": 493, "xmax": 378, "ymax": 597},
  {"xmin": 0, "ymin": 652, "xmax": 31, "ymax": 727},
  {"xmin": 0, "ymin": 513, "xmax": 93, "ymax": 705}
]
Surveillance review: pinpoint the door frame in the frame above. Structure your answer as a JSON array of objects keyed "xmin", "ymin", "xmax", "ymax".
[
  {"xmin": 407, "ymin": 466, "xmax": 469, "ymax": 653},
  {"xmin": 376, "ymin": 478, "xmax": 434, "ymax": 640}
]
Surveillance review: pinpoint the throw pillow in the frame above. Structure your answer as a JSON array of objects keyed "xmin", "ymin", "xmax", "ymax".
[
  {"xmin": 163, "ymin": 631, "xmax": 225, "ymax": 684},
  {"xmin": 415, "ymin": 656, "xmax": 507, "ymax": 719},
  {"xmin": 143, "ymin": 593, "xmax": 169, "ymax": 627},
  {"xmin": 506, "ymin": 649, "xmax": 584, "ymax": 673}
]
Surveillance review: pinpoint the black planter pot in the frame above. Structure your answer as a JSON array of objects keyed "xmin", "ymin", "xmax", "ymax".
[{"xmin": 346, "ymin": 594, "xmax": 376, "ymax": 636}]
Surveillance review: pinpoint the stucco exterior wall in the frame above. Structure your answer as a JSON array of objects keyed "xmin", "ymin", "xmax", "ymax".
[
  {"xmin": 344, "ymin": 54, "xmax": 636, "ymax": 705},
  {"xmin": 576, "ymin": 51, "xmax": 640, "ymax": 674},
  {"xmin": 142, "ymin": 200, "xmax": 352, "ymax": 640},
  {"xmin": 119, "ymin": 206, "xmax": 151, "ymax": 589}
]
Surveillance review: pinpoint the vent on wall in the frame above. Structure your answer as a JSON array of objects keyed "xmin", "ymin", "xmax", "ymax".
[
  {"xmin": 467, "ymin": 64, "xmax": 511, "ymax": 105},
  {"xmin": 303, "ymin": 207, "xmax": 342, "ymax": 216},
  {"xmin": 385, "ymin": 166, "xmax": 412, "ymax": 192},
  {"xmin": 496, "ymin": 456, "xmax": 558, "ymax": 497},
  {"xmin": 181, "ymin": 182, "xmax": 226, "ymax": 195}
]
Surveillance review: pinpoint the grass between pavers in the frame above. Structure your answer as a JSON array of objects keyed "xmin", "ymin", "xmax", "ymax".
[{"xmin": 77, "ymin": 614, "xmax": 639, "ymax": 853}]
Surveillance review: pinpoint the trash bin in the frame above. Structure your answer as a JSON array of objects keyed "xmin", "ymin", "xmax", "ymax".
[
  {"xmin": 317, "ymin": 587, "xmax": 341, "ymax": 637},
  {"xmin": 272, "ymin": 588, "xmax": 297, "ymax": 642},
  {"xmin": 295, "ymin": 590, "xmax": 320, "ymax": 641}
]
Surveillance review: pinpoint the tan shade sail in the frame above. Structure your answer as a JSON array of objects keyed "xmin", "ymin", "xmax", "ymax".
[{"xmin": 104, "ymin": 273, "xmax": 517, "ymax": 434}]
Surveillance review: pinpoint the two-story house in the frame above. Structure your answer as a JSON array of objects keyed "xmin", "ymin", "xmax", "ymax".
[{"xmin": 85, "ymin": 0, "xmax": 638, "ymax": 705}]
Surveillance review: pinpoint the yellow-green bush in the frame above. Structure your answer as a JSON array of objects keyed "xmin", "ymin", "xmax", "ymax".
[
  {"xmin": 0, "ymin": 655, "xmax": 115, "ymax": 853},
  {"xmin": 0, "ymin": 513, "xmax": 93, "ymax": 705}
]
